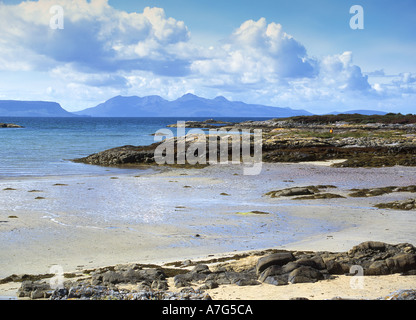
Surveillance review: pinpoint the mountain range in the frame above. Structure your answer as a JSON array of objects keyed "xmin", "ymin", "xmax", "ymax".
[
  {"xmin": 73, "ymin": 94, "xmax": 312, "ymax": 117},
  {"xmin": 0, "ymin": 94, "xmax": 388, "ymax": 117}
]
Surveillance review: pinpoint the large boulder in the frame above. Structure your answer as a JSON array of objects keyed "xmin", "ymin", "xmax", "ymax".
[
  {"xmin": 366, "ymin": 260, "xmax": 390, "ymax": 275},
  {"xmin": 256, "ymin": 252, "xmax": 295, "ymax": 274},
  {"xmin": 324, "ymin": 260, "xmax": 348, "ymax": 275},
  {"xmin": 386, "ymin": 254, "xmax": 416, "ymax": 273},
  {"xmin": 350, "ymin": 241, "xmax": 387, "ymax": 253},
  {"xmin": 263, "ymin": 275, "xmax": 288, "ymax": 286},
  {"xmin": 17, "ymin": 280, "xmax": 52, "ymax": 299},
  {"xmin": 288, "ymin": 266, "xmax": 324, "ymax": 284},
  {"xmin": 92, "ymin": 267, "xmax": 166, "ymax": 286}
]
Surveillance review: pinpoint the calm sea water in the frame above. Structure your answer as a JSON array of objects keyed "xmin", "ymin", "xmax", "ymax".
[{"xmin": 0, "ymin": 117, "xmax": 269, "ymax": 177}]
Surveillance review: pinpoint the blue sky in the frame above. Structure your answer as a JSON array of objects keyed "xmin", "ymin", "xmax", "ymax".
[{"xmin": 0, "ymin": 0, "xmax": 415, "ymax": 114}]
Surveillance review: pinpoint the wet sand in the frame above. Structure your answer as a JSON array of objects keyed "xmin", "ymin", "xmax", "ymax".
[{"xmin": 1, "ymin": 162, "xmax": 416, "ymax": 298}]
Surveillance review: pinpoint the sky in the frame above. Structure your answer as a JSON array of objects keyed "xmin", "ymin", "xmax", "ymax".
[{"xmin": 0, "ymin": 0, "xmax": 415, "ymax": 114}]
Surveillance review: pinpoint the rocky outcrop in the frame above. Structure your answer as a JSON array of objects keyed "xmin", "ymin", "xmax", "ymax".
[
  {"xmin": 374, "ymin": 199, "xmax": 416, "ymax": 211},
  {"xmin": 12, "ymin": 241, "xmax": 416, "ymax": 300},
  {"xmin": 72, "ymin": 144, "xmax": 158, "ymax": 166},
  {"xmin": 72, "ymin": 134, "xmax": 251, "ymax": 167},
  {"xmin": 264, "ymin": 185, "xmax": 342, "ymax": 200},
  {"xmin": 17, "ymin": 280, "xmax": 52, "ymax": 299},
  {"xmin": 349, "ymin": 185, "xmax": 416, "ymax": 197},
  {"xmin": 265, "ymin": 184, "xmax": 416, "ymax": 202},
  {"xmin": 0, "ymin": 123, "xmax": 23, "ymax": 128},
  {"xmin": 254, "ymin": 241, "xmax": 416, "ymax": 287},
  {"xmin": 71, "ymin": 114, "xmax": 416, "ymax": 169},
  {"xmin": 347, "ymin": 186, "xmax": 416, "ymax": 209}
]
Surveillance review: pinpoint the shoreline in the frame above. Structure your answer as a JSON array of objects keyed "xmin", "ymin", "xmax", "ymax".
[
  {"xmin": 2, "ymin": 242, "xmax": 416, "ymax": 300},
  {"xmin": 1, "ymin": 162, "xmax": 416, "ymax": 299}
]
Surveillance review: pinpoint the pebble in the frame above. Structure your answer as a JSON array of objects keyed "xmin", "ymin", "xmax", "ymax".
[{"xmin": 49, "ymin": 283, "xmax": 211, "ymax": 300}]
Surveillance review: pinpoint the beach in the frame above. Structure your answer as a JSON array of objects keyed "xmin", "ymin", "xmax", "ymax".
[{"xmin": 1, "ymin": 161, "xmax": 416, "ymax": 299}]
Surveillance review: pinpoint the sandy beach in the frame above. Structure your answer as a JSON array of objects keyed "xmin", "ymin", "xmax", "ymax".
[{"xmin": 1, "ymin": 162, "xmax": 416, "ymax": 299}]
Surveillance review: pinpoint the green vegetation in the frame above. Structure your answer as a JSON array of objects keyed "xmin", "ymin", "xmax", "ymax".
[
  {"xmin": 267, "ymin": 128, "xmax": 407, "ymax": 140},
  {"xmin": 276, "ymin": 113, "xmax": 416, "ymax": 125}
]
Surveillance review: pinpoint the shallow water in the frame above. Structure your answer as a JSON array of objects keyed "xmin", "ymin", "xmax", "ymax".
[
  {"xmin": 1, "ymin": 136, "xmax": 416, "ymax": 278},
  {"xmin": 0, "ymin": 116, "xmax": 267, "ymax": 178},
  {"xmin": 0, "ymin": 164, "xmax": 351, "ymax": 278}
]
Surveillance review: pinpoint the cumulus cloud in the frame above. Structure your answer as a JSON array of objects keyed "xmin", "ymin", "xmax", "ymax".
[
  {"xmin": 0, "ymin": 1, "xmax": 413, "ymax": 113},
  {"xmin": 0, "ymin": 0, "xmax": 191, "ymax": 75},
  {"xmin": 191, "ymin": 18, "xmax": 317, "ymax": 87},
  {"xmin": 319, "ymin": 51, "xmax": 371, "ymax": 92}
]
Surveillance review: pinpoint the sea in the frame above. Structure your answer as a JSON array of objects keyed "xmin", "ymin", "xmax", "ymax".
[{"xmin": 0, "ymin": 117, "xmax": 270, "ymax": 178}]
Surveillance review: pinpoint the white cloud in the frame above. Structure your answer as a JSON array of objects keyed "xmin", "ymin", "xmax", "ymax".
[
  {"xmin": 0, "ymin": 2, "xmax": 414, "ymax": 113},
  {"xmin": 319, "ymin": 51, "xmax": 371, "ymax": 91},
  {"xmin": 0, "ymin": 0, "xmax": 191, "ymax": 75},
  {"xmin": 191, "ymin": 18, "xmax": 317, "ymax": 85}
]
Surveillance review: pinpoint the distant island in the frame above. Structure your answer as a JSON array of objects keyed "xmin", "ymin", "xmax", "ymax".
[
  {"xmin": 73, "ymin": 93, "xmax": 313, "ymax": 117},
  {"xmin": 0, "ymin": 100, "xmax": 76, "ymax": 117},
  {"xmin": 0, "ymin": 94, "xmax": 392, "ymax": 118}
]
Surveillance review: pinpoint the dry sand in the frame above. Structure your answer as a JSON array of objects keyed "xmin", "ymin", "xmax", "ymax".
[{"xmin": 203, "ymin": 274, "xmax": 416, "ymax": 300}]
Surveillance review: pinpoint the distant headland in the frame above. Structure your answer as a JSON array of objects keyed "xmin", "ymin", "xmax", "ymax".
[{"xmin": 0, "ymin": 94, "xmax": 393, "ymax": 118}]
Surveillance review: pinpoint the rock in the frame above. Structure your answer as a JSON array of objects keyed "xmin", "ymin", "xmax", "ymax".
[
  {"xmin": 136, "ymin": 281, "xmax": 151, "ymax": 291},
  {"xmin": 205, "ymin": 270, "xmax": 257, "ymax": 286},
  {"xmin": 280, "ymin": 261, "xmax": 302, "ymax": 274},
  {"xmin": 258, "ymin": 265, "xmax": 282, "ymax": 282},
  {"xmin": 263, "ymin": 275, "xmax": 288, "ymax": 286},
  {"xmin": 101, "ymin": 271, "xmax": 124, "ymax": 285},
  {"xmin": 257, "ymin": 255, "xmax": 327, "ymax": 285},
  {"xmin": 0, "ymin": 123, "xmax": 23, "ymax": 128},
  {"xmin": 72, "ymin": 144, "xmax": 157, "ymax": 166},
  {"xmin": 374, "ymin": 198, "xmax": 416, "ymax": 210},
  {"xmin": 386, "ymin": 254, "xmax": 416, "ymax": 273},
  {"xmin": 31, "ymin": 288, "xmax": 47, "ymax": 299},
  {"xmin": 199, "ymin": 280, "xmax": 219, "ymax": 290},
  {"xmin": 349, "ymin": 187, "xmax": 396, "ymax": 198},
  {"xmin": 296, "ymin": 256, "xmax": 326, "ymax": 270},
  {"xmin": 173, "ymin": 271, "xmax": 208, "ymax": 287},
  {"xmin": 17, "ymin": 280, "xmax": 51, "ymax": 299},
  {"xmin": 350, "ymin": 241, "xmax": 387, "ymax": 253},
  {"xmin": 92, "ymin": 267, "xmax": 166, "ymax": 285},
  {"xmin": 381, "ymin": 289, "xmax": 416, "ymax": 300},
  {"xmin": 191, "ymin": 264, "xmax": 211, "ymax": 274},
  {"xmin": 151, "ymin": 280, "xmax": 168, "ymax": 291},
  {"xmin": 256, "ymin": 252, "xmax": 296, "ymax": 274},
  {"xmin": 181, "ymin": 259, "xmax": 192, "ymax": 267},
  {"xmin": 324, "ymin": 260, "xmax": 346, "ymax": 275},
  {"xmin": 366, "ymin": 260, "xmax": 390, "ymax": 275},
  {"xmin": 293, "ymin": 193, "xmax": 345, "ymax": 200},
  {"xmin": 173, "ymin": 275, "xmax": 191, "ymax": 288},
  {"xmin": 50, "ymin": 283, "xmax": 212, "ymax": 300},
  {"xmin": 265, "ymin": 186, "xmax": 319, "ymax": 198},
  {"xmin": 234, "ymin": 279, "xmax": 260, "ymax": 286},
  {"xmin": 288, "ymin": 266, "xmax": 324, "ymax": 284}
]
